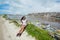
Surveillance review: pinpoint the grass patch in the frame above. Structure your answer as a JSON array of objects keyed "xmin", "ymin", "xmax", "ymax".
[
  {"xmin": 26, "ymin": 24, "xmax": 54, "ymax": 40},
  {"xmin": 9, "ymin": 20, "xmax": 21, "ymax": 27}
]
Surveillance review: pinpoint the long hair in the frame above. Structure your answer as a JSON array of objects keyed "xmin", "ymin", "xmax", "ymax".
[{"xmin": 21, "ymin": 16, "xmax": 26, "ymax": 22}]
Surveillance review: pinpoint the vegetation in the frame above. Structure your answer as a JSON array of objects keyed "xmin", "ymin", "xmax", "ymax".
[
  {"xmin": 3, "ymin": 14, "xmax": 7, "ymax": 19},
  {"xmin": 26, "ymin": 24, "xmax": 54, "ymax": 40},
  {"xmin": 9, "ymin": 20, "xmax": 21, "ymax": 27}
]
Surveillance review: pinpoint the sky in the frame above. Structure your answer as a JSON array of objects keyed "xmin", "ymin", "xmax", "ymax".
[{"xmin": 0, "ymin": 0, "xmax": 60, "ymax": 15}]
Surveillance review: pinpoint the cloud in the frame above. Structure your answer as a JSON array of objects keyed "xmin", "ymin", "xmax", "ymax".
[{"xmin": 0, "ymin": 0, "xmax": 60, "ymax": 15}]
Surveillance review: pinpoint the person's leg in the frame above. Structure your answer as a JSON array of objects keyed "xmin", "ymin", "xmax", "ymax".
[
  {"xmin": 19, "ymin": 26, "xmax": 23, "ymax": 33},
  {"xmin": 16, "ymin": 25, "xmax": 25, "ymax": 36},
  {"xmin": 19, "ymin": 25, "xmax": 25, "ymax": 34}
]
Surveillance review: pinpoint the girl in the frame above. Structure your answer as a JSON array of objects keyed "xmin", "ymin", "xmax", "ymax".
[{"xmin": 16, "ymin": 16, "xmax": 27, "ymax": 37}]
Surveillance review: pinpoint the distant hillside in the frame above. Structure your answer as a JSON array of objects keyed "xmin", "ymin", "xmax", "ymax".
[
  {"xmin": 2, "ymin": 12, "xmax": 60, "ymax": 23},
  {"xmin": 27, "ymin": 12, "xmax": 60, "ymax": 23}
]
